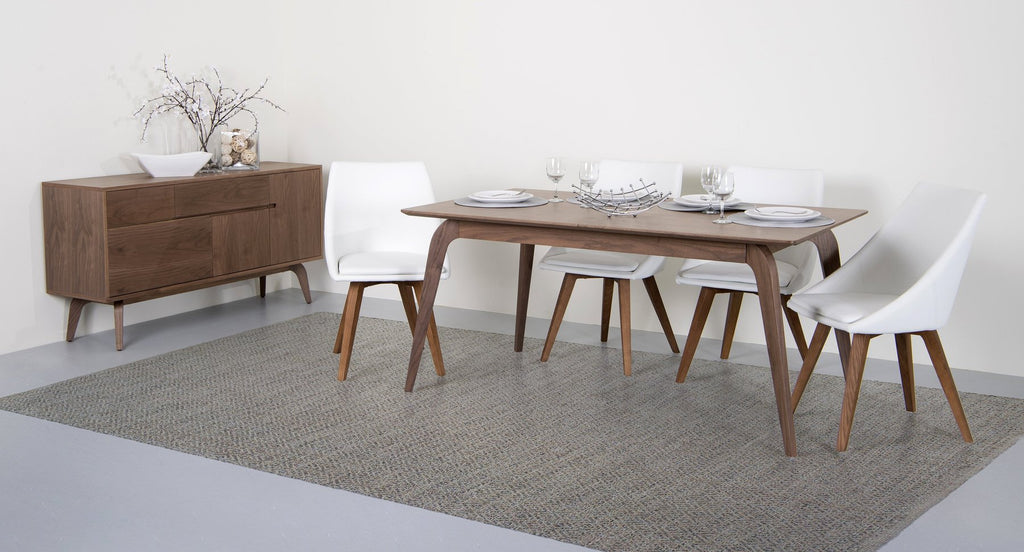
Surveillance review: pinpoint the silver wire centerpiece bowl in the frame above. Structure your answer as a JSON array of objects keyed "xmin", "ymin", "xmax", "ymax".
[{"xmin": 571, "ymin": 179, "xmax": 666, "ymax": 217}]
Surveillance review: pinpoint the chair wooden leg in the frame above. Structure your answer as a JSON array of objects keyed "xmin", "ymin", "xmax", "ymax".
[
  {"xmin": 895, "ymin": 333, "xmax": 917, "ymax": 412},
  {"xmin": 332, "ymin": 282, "xmax": 362, "ymax": 354},
  {"xmin": 600, "ymin": 278, "xmax": 614, "ymax": 342},
  {"xmin": 677, "ymin": 287, "xmax": 717, "ymax": 383},
  {"xmin": 720, "ymin": 291, "xmax": 743, "ymax": 359},
  {"xmin": 642, "ymin": 276, "xmax": 679, "ymax": 353},
  {"xmin": 397, "ymin": 283, "xmax": 418, "ymax": 331},
  {"xmin": 792, "ymin": 323, "xmax": 831, "ymax": 412},
  {"xmin": 541, "ymin": 274, "xmax": 579, "ymax": 362},
  {"xmin": 412, "ymin": 281, "xmax": 445, "ymax": 377},
  {"xmin": 919, "ymin": 330, "xmax": 973, "ymax": 443},
  {"xmin": 835, "ymin": 329, "xmax": 853, "ymax": 379},
  {"xmin": 782, "ymin": 295, "xmax": 809, "ymax": 359},
  {"xmin": 616, "ymin": 279, "xmax": 632, "ymax": 376},
  {"xmin": 337, "ymin": 282, "xmax": 366, "ymax": 381},
  {"xmin": 837, "ymin": 334, "xmax": 873, "ymax": 452}
]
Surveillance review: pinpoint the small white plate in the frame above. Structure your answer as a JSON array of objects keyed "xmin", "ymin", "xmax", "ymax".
[
  {"xmin": 468, "ymin": 190, "xmax": 533, "ymax": 203},
  {"xmin": 674, "ymin": 194, "xmax": 743, "ymax": 208},
  {"xmin": 744, "ymin": 206, "xmax": 821, "ymax": 222}
]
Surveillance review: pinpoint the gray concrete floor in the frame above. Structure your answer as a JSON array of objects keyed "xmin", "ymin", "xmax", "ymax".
[{"xmin": 1, "ymin": 288, "xmax": 1021, "ymax": 551}]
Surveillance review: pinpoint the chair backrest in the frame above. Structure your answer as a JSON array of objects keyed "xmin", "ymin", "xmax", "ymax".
[
  {"xmin": 804, "ymin": 182, "xmax": 986, "ymax": 333},
  {"xmin": 594, "ymin": 160, "xmax": 685, "ymax": 196},
  {"xmin": 726, "ymin": 166, "xmax": 825, "ymax": 206},
  {"xmin": 323, "ymin": 161, "xmax": 441, "ymax": 280},
  {"xmin": 724, "ymin": 166, "xmax": 826, "ymax": 290}
]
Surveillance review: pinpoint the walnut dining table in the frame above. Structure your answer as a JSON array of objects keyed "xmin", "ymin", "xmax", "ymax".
[{"xmin": 401, "ymin": 190, "xmax": 867, "ymax": 456}]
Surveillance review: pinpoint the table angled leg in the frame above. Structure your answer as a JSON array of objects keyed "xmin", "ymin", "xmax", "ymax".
[
  {"xmin": 406, "ymin": 220, "xmax": 460, "ymax": 392},
  {"xmin": 747, "ymin": 244, "xmax": 797, "ymax": 457},
  {"xmin": 514, "ymin": 244, "xmax": 535, "ymax": 352},
  {"xmin": 810, "ymin": 230, "xmax": 851, "ymax": 373},
  {"xmin": 810, "ymin": 229, "xmax": 842, "ymax": 276}
]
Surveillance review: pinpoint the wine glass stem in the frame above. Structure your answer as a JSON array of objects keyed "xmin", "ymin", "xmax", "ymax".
[{"xmin": 719, "ymin": 200, "xmax": 726, "ymax": 222}]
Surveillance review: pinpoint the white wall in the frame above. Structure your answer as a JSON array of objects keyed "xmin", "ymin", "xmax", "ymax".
[{"xmin": 3, "ymin": 1, "xmax": 1022, "ymax": 377}]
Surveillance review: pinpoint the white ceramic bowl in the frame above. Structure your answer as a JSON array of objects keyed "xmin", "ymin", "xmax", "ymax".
[{"xmin": 133, "ymin": 152, "xmax": 212, "ymax": 177}]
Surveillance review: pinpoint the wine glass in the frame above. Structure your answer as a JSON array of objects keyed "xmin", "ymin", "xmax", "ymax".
[
  {"xmin": 546, "ymin": 157, "xmax": 566, "ymax": 202},
  {"xmin": 579, "ymin": 160, "xmax": 599, "ymax": 193},
  {"xmin": 700, "ymin": 165, "xmax": 722, "ymax": 214},
  {"xmin": 712, "ymin": 171, "xmax": 735, "ymax": 224}
]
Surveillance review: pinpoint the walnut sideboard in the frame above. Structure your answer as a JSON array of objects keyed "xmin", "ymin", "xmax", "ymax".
[{"xmin": 42, "ymin": 161, "xmax": 323, "ymax": 350}]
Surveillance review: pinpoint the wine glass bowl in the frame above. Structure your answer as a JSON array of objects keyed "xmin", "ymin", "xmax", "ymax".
[
  {"xmin": 700, "ymin": 165, "xmax": 722, "ymax": 214},
  {"xmin": 579, "ymin": 160, "xmax": 600, "ymax": 193},
  {"xmin": 712, "ymin": 171, "xmax": 735, "ymax": 224},
  {"xmin": 546, "ymin": 157, "xmax": 566, "ymax": 202}
]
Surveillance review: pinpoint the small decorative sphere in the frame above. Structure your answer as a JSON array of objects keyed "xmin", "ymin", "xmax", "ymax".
[
  {"xmin": 220, "ymin": 154, "xmax": 234, "ymax": 166},
  {"xmin": 240, "ymin": 149, "xmax": 257, "ymax": 165}
]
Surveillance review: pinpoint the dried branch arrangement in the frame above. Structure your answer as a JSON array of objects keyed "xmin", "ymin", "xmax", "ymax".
[{"xmin": 132, "ymin": 55, "xmax": 284, "ymax": 152}]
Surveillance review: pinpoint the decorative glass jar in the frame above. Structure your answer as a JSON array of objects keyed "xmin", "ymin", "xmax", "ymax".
[{"xmin": 217, "ymin": 128, "xmax": 259, "ymax": 170}]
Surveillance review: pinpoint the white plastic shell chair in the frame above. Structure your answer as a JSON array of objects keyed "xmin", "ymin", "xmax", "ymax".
[
  {"xmin": 674, "ymin": 166, "xmax": 825, "ymax": 382},
  {"xmin": 538, "ymin": 160, "xmax": 684, "ymax": 376},
  {"xmin": 788, "ymin": 182, "xmax": 986, "ymax": 451},
  {"xmin": 324, "ymin": 161, "xmax": 450, "ymax": 381}
]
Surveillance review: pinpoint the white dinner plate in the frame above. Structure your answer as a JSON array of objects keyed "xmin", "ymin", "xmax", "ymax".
[
  {"xmin": 673, "ymin": 194, "xmax": 743, "ymax": 208},
  {"xmin": 468, "ymin": 190, "xmax": 533, "ymax": 203},
  {"xmin": 744, "ymin": 206, "xmax": 821, "ymax": 222}
]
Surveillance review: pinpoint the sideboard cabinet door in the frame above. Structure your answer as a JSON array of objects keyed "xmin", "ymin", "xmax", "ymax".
[
  {"xmin": 107, "ymin": 218, "xmax": 214, "ymax": 296},
  {"xmin": 213, "ymin": 209, "xmax": 271, "ymax": 275},
  {"xmin": 270, "ymin": 170, "xmax": 323, "ymax": 265}
]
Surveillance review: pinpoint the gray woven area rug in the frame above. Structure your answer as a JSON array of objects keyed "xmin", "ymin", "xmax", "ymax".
[{"xmin": 3, "ymin": 312, "xmax": 1024, "ymax": 552}]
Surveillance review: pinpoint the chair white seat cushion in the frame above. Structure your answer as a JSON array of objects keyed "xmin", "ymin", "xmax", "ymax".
[
  {"xmin": 336, "ymin": 251, "xmax": 449, "ymax": 281},
  {"xmin": 676, "ymin": 260, "xmax": 800, "ymax": 290},
  {"xmin": 787, "ymin": 292, "xmax": 898, "ymax": 325},
  {"xmin": 540, "ymin": 249, "xmax": 644, "ymax": 273}
]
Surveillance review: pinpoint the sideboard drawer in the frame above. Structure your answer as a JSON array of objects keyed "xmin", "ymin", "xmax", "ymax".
[
  {"xmin": 174, "ymin": 176, "xmax": 271, "ymax": 217},
  {"xmin": 107, "ymin": 186, "xmax": 174, "ymax": 227},
  {"xmin": 107, "ymin": 218, "xmax": 214, "ymax": 295}
]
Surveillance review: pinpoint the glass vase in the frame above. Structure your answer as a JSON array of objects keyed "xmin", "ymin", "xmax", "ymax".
[{"xmin": 217, "ymin": 129, "xmax": 260, "ymax": 171}]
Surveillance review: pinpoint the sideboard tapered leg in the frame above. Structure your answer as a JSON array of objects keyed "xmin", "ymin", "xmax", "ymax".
[
  {"xmin": 114, "ymin": 301, "xmax": 124, "ymax": 351},
  {"xmin": 66, "ymin": 298, "xmax": 89, "ymax": 342}
]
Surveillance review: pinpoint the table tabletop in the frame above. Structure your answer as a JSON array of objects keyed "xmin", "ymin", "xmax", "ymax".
[{"xmin": 403, "ymin": 189, "xmax": 867, "ymax": 250}]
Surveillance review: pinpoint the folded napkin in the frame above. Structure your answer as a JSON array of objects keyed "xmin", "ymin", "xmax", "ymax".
[
  {"xmin": 751, "ymin": 206, "xmax": 816, "ymax": 216},
  {"xmin": 472, "ymin": 190, "xmax": 526, "ymax": 199}
]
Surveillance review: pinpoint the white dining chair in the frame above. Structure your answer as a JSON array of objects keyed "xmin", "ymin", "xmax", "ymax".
[
  {"xmin": 788, "ymin": 182, "xmax": 986, "ymax": 451},
  {"xmin": 324, "ymin": 161, "xmax": 450, "ymax": 381},
  {"xmin": 674, "ymin": 166, "xmax": 825, "ymax": 382},
  {"xmin": 538, "ymin": 160, "xmax": 684, "ymax": 376}
]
